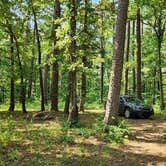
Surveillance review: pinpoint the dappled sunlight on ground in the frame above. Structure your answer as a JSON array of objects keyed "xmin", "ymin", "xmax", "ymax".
[{"xmin": 0, "ymin": 110, "xmax": 166, "ymax": 165}]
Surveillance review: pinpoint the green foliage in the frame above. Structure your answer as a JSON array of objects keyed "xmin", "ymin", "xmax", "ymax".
[{"xmin": 93, "ymin": 116, "xmax": 131, "ymax": 143}]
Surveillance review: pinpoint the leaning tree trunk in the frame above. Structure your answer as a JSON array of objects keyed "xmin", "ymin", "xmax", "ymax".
[
  {"xmin": 136, "ymin": 8, "xmax": 142, "ymax": 99},
  {"xmin": 51, "ymin": 0, "xmax": 61, "ymax": 112},
  {"xmin": 124, "ymin": 21, "xmax": 130, "ymax": 95},
  {"xmin": 32, "ymin": 5, "xmax": 45, "ymax": 111},
  {"xmin": 79, "ymin": 0, "xmax": 88, "ymax": 111},
  {"xmin": 8, "ymin": 34, "xmax": 15, "ymax": 112},
  {"xmin": 68, "ymin": 0, "xmax": 78, "ymax": 124},
  {"xmin": 104, "ymin": 0, "xmax": 129, "ymax": 124}
]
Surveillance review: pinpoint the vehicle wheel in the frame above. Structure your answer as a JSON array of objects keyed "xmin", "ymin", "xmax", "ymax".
[
  {"xmin": 124, "ymin": 109, "xmax": 130, "ymax": 119},
  {"xmin": 144, "ymin": 114, "xmax": 150, "ymax": 119}
]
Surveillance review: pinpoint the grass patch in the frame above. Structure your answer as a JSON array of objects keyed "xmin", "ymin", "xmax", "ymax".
[{"xmin": 0, "ymin": 110, "xmax": 130, "ymax": 165}]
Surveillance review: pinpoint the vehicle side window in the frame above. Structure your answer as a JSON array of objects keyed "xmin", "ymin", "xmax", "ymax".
[{"xmin": 120, "ymin": 98, "xmax": 123, "ymax": 103}]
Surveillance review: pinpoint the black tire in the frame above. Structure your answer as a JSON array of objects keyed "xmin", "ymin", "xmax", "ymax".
[{"xmin": 124, "ymin": 109, "xmax": 130, "ymax": 119}]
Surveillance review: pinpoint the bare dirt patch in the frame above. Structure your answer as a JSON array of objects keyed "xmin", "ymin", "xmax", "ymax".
[{"xmin": 116, "ymin": 118, "xmax": 166, "ymax": 166}]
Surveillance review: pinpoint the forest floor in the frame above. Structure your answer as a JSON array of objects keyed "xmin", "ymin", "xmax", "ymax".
[{"xmin": 0, "ymin": 109, "xmax": 166, "ymax": 166}]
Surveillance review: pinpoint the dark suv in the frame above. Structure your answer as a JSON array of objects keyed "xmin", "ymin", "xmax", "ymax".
[{"xmin": 119, "ymin": 95, "xmax": 154, "ymax": 119}]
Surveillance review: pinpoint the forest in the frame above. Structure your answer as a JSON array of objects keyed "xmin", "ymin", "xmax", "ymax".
[{"xmin": 0, "ymin": 0, "xmax": 166, "ymax": 165}]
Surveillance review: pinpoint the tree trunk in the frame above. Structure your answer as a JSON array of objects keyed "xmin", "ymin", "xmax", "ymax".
[
  {"xmin": 7, "ymin": 23, "xmax": 26, "ymax": 113},
  {"xmin": 132, "ymin": 21, "xmax": 136, "ymax": 94},
  {"xmin": 79, "ymin": 0, "xmax": 88, "ymax": 111},
  {"xmin": 100, "ymin": 13, "xmax": 105, "ymax": 103},
  {"xmin": 124, "ymin": 21, "xmax": 130, "ymax": 95},
  {"xmin": 64, "ymin": 72, "xmax": 72, "ymax": 116},
  {"xmin": 43, "ymin": 55, "xmax": 49, "ymax": 105},
  {"xmin": 28, "ymin": 57, "xmax": 34, "ymax": 99},
  {"xmin": 136, "ymin": 8, "xmax": 142, "ymax": 99},
  {"xmin": 157, "ymin": 41, "xmax": 165, "ymax": 109},
  {"xmin": 104, "ymin": 0, "xmax": 129, "ymax": 124},
  {"xmin": 14, "ymin": 36, "xmax": 26, "ymax": 113},
  {"xmin": 8, "ymin": 34, "xmax": 15, "ymax": 112},
  {"xmin": 152, "ymin": 69, "xmax": 156, "ymax": 104},
  {"xmin": 28, "ymin": 29, "xmax": 35, "ymax": 99},
  {"xmin": 32, "ymin": 4, "xmax": 45, "ymax": 111},
  {"xmin": 68, "ymin": 0, "xmax": 78, "ymax": 124},
  {"xmin": 79, "ymin": 58, "xmax": 87, "ymax": 112},
  {"xmin": 51, "ymin": 0, "xmax": 61, "ymax": 112}
]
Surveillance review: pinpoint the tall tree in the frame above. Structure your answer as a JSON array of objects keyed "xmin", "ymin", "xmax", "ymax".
[
  {"xmin": 8, "ymin": 34, "xmax": 15, "ymax": 112},
  {"xmin": 31, "ymin": 1, "xmax": 45, "ymax": 111},
  {"xmin": 79, "ymin": 0, "xmax": 88, "ymax": 111},
  {"xmin": 51, "ymin": 0, "xmax": 61, "ymax": 112},
  {"xmin": 43, "ymin": 55, "xmax": 49, "ymax": 104},
  {"xmin": 136, "ymin": 8, "xmax": 142, "ymax": 99},
  {"xmin": 68, "ymin": 0, "xmax": 78, "ymax": 124},
  {"xmin": 27, "ymin": 29, "xmax": 35, "ymax": 99},
  {"xmin": 124, "ymin": 21, "xmax": 130, "ymax": 95},
  {"xmin": 100, "ymin": 12, "xmax": 105, "ymax": 103},
  {"xmin": 104, "ymin": 0, "xmax": 129, "ymax": 124},
  {"xmin": 132, "ymin": 20, "xmax": 136, "ymax": 94}
]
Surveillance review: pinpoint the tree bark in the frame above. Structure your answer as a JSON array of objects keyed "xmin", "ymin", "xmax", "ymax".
[
  {"xmin": 100, "ymin": 13, "xmax": 105, "ymax": 103},
  {"xmin": 28, "ymin": 29, "xmax": 35, "ymax": 99},
  {"xmin": 14, "ymin": 35, "xmax": 26, "ymax": 113},
  {"xmin": 51, "ymin": 0, "xmax": 61, "ymax": 112},
  {"xmin": 104, "ymin": 0, "xmax": 129, "ymax": 124},
  {"xmin": 124, "ymin": 21, "xmax": 130, "ymax": 95},
  {"xmin": 32, "ymin": 5, "xmax": 45, "ymax": 111},
  {"xmin": 43, "ymin": 55, "xmax": 49, "ymax": 105},
  {"xmin": 136, "ymin": 8, "xmax": 142, "ymax": 99},
  {"xmin": 8, "ymin": 34, "xmax": 15, "ymax": 112},
  {"xmin": 132, "ymin": 21, "xmax": 136, "ymax": 94},
  {"xmin": 7, "ymin": 23, "xmax": 26, "ymax": 113},
  {"xmin": 64, "ymin": 72, "xmax": 72, "ymax": 116},
  {"xmin": 79, "ymin": 0, "xmax": 88, "ymax": 111},
  {"xmin": 157, "ymin": 41, "xmax": 165, "ymax": 109},
  {"xmin": 152, "ymin": 69, "xmax": 156, "ymax": 104},
  {"xmin": 68, "ymin": 0, "xmax": 78, "ymax": 124}
]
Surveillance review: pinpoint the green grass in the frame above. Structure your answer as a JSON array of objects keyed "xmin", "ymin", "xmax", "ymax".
[
  {"xmin": 0, "ymin": 100, "xmax": 166, "ymax": 165},
  {"xmin": 0, "ymin": 109, "xmax": 131, "ymax": 165}
]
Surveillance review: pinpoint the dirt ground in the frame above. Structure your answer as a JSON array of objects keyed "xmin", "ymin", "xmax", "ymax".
[{"xmin": 115, "ymin": 118, "xmax": 166, "ymax": 166}]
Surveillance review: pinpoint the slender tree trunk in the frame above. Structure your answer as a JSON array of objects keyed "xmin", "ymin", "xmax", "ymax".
[
  {"xmin": 79, "ymin": 57, "xmax": 87, "ymax": 111},
  {"xmin": 32, "ymin": 5, "xmax": 45, "ymax": 111},
  {"xmin": 51, "ymin": 0, "xmax": 61, "ymax": 111},
  {"xmin": 132, "ymin": 21, "xmax": 136, "ymax": 94},
  {"xmin": 64, "ymin": 72, "xmax": 72, "ymax": 116},
  {"xmin": 8, "ymin": 23, "xmax": 26, "ymax": 113},
  {"xmin": 8, "ymin": 34, "xmax": 15, "ymax": 112},
  {"xmin": 79, "ymin": 0, "xmax": 88, "ymax": 111},
  {"xmin": 11, "ymin": 33, "xmax": 26, "ymax": 113},
  {"xmin": 28, "ymin": 57, "xmax": 34, "ymax": 98},
  {"xmin": 68, "ymin": 0, "xmax": 78, "ymax": 124},
  {"xmin": 136, "ymin": 8, "xmax": 142, "ymax": 99},
  {"xmin": 28, "ymin": 29, "xmax": 35, "ymax": 99},
  {"xmin": 104, "ymin": 0, "xmax": 129, "ymax": 124},
  {"xmin": 43, "ymin": 55, "xmax": 49, "ymax": 105},
  {"xmin": 152, "ymin": 69, "xmax": 156, "ymax": 104},
  {"xmin": 100, "ymin": 13, "xmax": 105, "ymax": 103},
  {"xmin": 124, "ymin": 21, "xmax": 130, "ymax": 95},
  {"xmin": 157, "ymin": 41, "xmax": 165, "ymax": 109}
]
